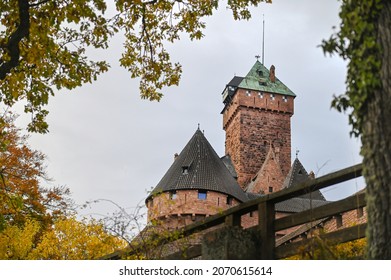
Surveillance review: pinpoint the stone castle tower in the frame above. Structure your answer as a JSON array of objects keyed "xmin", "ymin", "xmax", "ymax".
[
  {"xmin": 221, "ymin": 60, "xmax": 295, "ymax": 191},
  {"xmin": 146, "ymin": 60, "xmax": 302, "ymax": 229}
]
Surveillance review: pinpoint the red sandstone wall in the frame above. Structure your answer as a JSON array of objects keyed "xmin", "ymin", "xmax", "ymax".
[
  {"xmin": 323, "ymin": 207, "xmax": 367, "ymax": 233},
  {"xmin": 240, "ymin": 210, "xmax": 303, "ymax": 238},
  {"xmin": 223, "ymin": 89, "xmax": 294, "ymax": 188},
  {"xmin": 147, "ymin": 190, "xmax": 240, "ymax": 228}
]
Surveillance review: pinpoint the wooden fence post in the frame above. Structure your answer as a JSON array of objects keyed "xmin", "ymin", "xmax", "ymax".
[
  {"xmin": 225, "ymin": 213, "xmax": 241, "ymax": 227},
  {"xmin": 258, "ymin": 201, "xmax": 275, "ymax": 259}
]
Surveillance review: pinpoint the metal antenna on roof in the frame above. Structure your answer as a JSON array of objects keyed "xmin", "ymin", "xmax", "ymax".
[
  {"xmin": 262, "ymin": 14, "xmax": 265, "ymax": 65},
  {"xmin": 197, "ymin": 123, "xmax": 200, "ymax": 130},
  {"xmin": 296, "ymin": 149, "xmax": 300, "ymax": 159}
]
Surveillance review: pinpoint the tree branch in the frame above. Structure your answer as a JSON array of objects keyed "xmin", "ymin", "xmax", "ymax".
[
  {"xmin": 29, "ymin": 0, "xmax": 51, "ymax": 8},
  {"xmin": 0, "ymin": 0, "xmax": 30, "ymax": 80},
  {"xmin": 143, "ymin": 0, "xmax": 158, "ymax": 4},
  {"xmin": 141, "ymin": 4, "xmax": 154, "ymax": 61}
]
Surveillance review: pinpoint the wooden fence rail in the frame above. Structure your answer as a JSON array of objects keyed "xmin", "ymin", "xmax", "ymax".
[{"xmin": 102, "ymin": 163, "xmax": 364, "ymax": 260}]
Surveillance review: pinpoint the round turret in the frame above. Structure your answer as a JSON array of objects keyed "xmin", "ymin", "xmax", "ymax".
[{"xmin": 146, "ymin": 129, "xmax": 247, "ymax": 229}]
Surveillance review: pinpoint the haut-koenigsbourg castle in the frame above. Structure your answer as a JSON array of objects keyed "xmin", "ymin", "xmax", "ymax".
[{"xmin": 140, "ymin": 60, "xmax": 366, "ymax": 255}]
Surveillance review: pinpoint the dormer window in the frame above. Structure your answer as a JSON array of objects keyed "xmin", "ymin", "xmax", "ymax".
[
  {"xmin": 259, "ymin": 78, "xmax": 267, "ymax": 86},
  {"xmin": 182, "ymin": 166, "xmax": 189, "ymax": 175}
]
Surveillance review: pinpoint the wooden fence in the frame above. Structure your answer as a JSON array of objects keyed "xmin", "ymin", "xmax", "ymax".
[{"xmin": 103, "ymin": 163, "xmax": 365, "ymax": 260}]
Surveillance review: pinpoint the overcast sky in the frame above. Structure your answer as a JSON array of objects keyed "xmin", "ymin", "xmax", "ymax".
[{"xmin": 14, "ymin": 0, "xmax": 363, "ymax": 219}]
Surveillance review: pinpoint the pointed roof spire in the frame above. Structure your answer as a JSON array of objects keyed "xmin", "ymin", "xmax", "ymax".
[
  {"xmin": 282, "ymin": 158, "xmax": 326, "ymax": 200},
  {"xmin": 148, "ymin": 129, "xmax": 248, "ymax": 202}
]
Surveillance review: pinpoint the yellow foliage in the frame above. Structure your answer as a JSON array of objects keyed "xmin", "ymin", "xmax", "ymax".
[
  {"xmin": 0, "ymin": 216, "xmax": 126, "ymax": 260},
  {"xmin": 29, "ymin": 217, "xmax": 127, "ymax": 260},
  {"xmin": 287, "ymin": 238, "xmax": 366, "ymax": 260},
  {"xmin": 0, "ymin": 219, "xmax": 40, "ymax": 259}
]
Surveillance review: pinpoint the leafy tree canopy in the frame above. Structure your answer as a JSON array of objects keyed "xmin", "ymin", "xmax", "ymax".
[
  {"xmin": 29, "ymin": 216, "xmax": 126, "ymax": 260},
  {"xmin": 0, "ymin": 111, "xmax": 72, "ymax": 230},
  {"xmin": 321, "ymin": 0, "xmax": 383, "ymax": 137},
  {"xmin": 322, "ymin": 0, "xmax": 391, "ymax": 259},
  {"xmin": 0, "ymin": 0, "xmax": 270, "ymax": 133},
  {"xmin": 0, "ymin": 216, "xmax": 126, "ymax": 259},
  {"xmin": 0, "ymin": 112, "xmax": 125, "ymax": 259}
]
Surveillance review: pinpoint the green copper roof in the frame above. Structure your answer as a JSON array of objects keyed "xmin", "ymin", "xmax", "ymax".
[{"xmin": 238, "ymin": 60, "xmax": 296, "ymax": 97}]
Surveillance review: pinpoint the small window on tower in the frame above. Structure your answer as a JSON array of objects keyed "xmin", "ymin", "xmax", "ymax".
[
  {"xmin": 169, "ymin": 191, "xmax": 177, "ymax": 200},
  {"xmin": 283, "ymin": 96, "xmax": 288, "ymax": 102},
  {"xmin": 270, "ymin": 94, "xmax": 275, "ymax": 100},
  {"xmin": 269, "ymin": 186, "xmax": 273, "ymax": 193},
  {"xmin": 246, "ymin": 90, "xmax": 251, "ymax": 96},
  {"xmin": 226, "ymin": 196, "xmax": 233, "ymax": 205},
  {"xmin": 258, "ymin": 92, "xmax": 264, "ymax": 98},
  {"xmin": 198, "ymin": 190, "xmax": 207, "ymax": 200}
]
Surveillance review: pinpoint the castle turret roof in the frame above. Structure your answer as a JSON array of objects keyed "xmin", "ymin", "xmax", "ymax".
[
  {"xmin": 222, "ymin": 60, "xmax": 295, "ymax": 109},
  {"xmin": 147, "ymin": 129, "xmax": 248, "ymax": 202},
  {"xmin": 282, "ymin": 158, "xmax": 326, "ymax": 201},
  {"xmin": 239, "ymin": 60, "xmax": 296, "ymax": 97}
]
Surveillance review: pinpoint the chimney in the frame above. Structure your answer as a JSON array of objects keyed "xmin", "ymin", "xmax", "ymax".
[
  {"xmin": 269, "ymin": 65, "xmax": 276, "ymax": 83},
  {"xmin": 174, "ymin": 153, "xmax": 179, "ymax": 161}
]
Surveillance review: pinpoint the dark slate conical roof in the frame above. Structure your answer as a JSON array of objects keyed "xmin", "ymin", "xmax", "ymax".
[{"xmin": 147, "ymin": 129, "xmax": 248, "ymax": 202}]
